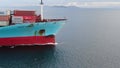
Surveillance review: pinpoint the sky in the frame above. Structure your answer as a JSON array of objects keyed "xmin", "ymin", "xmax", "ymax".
[{"xmin": 0, "ymin": 0, "xmax": 120, "ymax": 7}]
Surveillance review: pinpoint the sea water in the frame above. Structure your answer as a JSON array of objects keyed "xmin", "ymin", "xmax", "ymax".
[{"xmin": 0, "ymin": 7, "xmax": 120, "ymax": 68}]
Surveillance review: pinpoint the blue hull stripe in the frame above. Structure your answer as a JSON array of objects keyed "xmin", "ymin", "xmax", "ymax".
[{"xmin": 0, "ymin": 21, "xmax": 65, "ymax": 38}]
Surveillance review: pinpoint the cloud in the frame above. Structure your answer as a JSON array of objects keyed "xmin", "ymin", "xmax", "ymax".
[{"xmin": 65, "ymin": 2, "xmax": 120, "ymax": 8}]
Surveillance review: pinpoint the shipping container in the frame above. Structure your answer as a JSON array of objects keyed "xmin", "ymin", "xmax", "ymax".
[
  {"xmin": 14, "ymin": 10, "xmax": 35, "ymax": 16},
  {"xmin": 23, "ymin": 16, "xmax": 34, "ymax": 20},
  {"xmin": 0, "ymin": 21, "xmax": 9, "ymax": 26},
  {"xmin": 12, "ymin": 16, "xmax": 23, "ymax": 23},
  {"xmin": 23, "ymin": 16, "xmax": 36, "ymax": 23},
  {"xmin": 0, "ymin": 10, "xmax": 11, "ymax": 15},
  {"xmin": 23, "ymin": 19, "xmax": 36, "ymax": 23},
  {"xmin": 0, "ymin": 15, "xmax": 10, "ymax": 21}
]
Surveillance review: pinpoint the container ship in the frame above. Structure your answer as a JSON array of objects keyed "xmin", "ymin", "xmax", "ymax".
[{"xmin": 0, "ymin": 0, "xmax": 66, "ymax": 46}]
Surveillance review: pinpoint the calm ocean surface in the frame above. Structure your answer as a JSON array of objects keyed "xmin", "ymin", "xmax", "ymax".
[{"xmin": 1, "ymin": 7, "xmax": 120, "ymax": 68}]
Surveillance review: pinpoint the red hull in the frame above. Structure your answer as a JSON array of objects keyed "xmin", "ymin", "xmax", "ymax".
[{"xmin": 0, "ymin": 36, "xmax": 55, "ymax": 46}]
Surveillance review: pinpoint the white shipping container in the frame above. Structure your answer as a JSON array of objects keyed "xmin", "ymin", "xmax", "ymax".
[
  {"xmin": 12, "ymin": 16, "xmax": 23, "ymax": 23},
  {"xmin": 0, "ymin": 21, "xmax": 9, "ymax": 26},
  {"xmin": 0, "ymin": 10, "xmax": 11, "ymax": 15}
]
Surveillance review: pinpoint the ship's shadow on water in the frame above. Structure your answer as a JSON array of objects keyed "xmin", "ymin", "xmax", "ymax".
[{"xmin": 0, "ymin": 46, "xmax": 56, "ymax": 68}]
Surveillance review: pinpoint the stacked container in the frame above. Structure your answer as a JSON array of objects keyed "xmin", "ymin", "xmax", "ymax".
[
  {"xmin": 12, "ymin": 10, "xmax": 36, "ymax": 23},
  {"xmin": 12, "ymin": 16, "xmax": 23, "ymax": 23},
  {"xmin": 23, "ymin": 16, "xmax": 36, "ymax": 23},
  {"xmin": 0, "ymin": 10, "xmax": 10, "ymax": 26}
]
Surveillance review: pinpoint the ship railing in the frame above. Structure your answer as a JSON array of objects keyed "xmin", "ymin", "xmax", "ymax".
[{"xmin": 44, "ymin": 19, "xmax": 67, "ymax": 22}]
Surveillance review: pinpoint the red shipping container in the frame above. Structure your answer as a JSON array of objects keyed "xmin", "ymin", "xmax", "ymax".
[
  {"xmin": 23, "ymin": 16, "xmax": 36, "ymax": 23},
  {"xmin": 14, "ymin": 10, "xmax": 35, "ymax": 16},
  {"xmin": 0, "ymin": 15, "xmax": 10, "ymax": 21},
  {"xmin": 23, "ymin": 16, "xmax": 34, "ymax": 20}
]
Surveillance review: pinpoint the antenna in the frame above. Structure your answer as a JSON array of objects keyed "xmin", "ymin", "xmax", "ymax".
[{"xmin": 40, "ymin": 0, "xmax": 44, "ymax": 21}]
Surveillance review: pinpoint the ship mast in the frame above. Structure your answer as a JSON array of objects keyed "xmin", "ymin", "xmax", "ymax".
[{"xmin": 40, "ymin": 0, "xmax": 44, "ymax": 21}]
